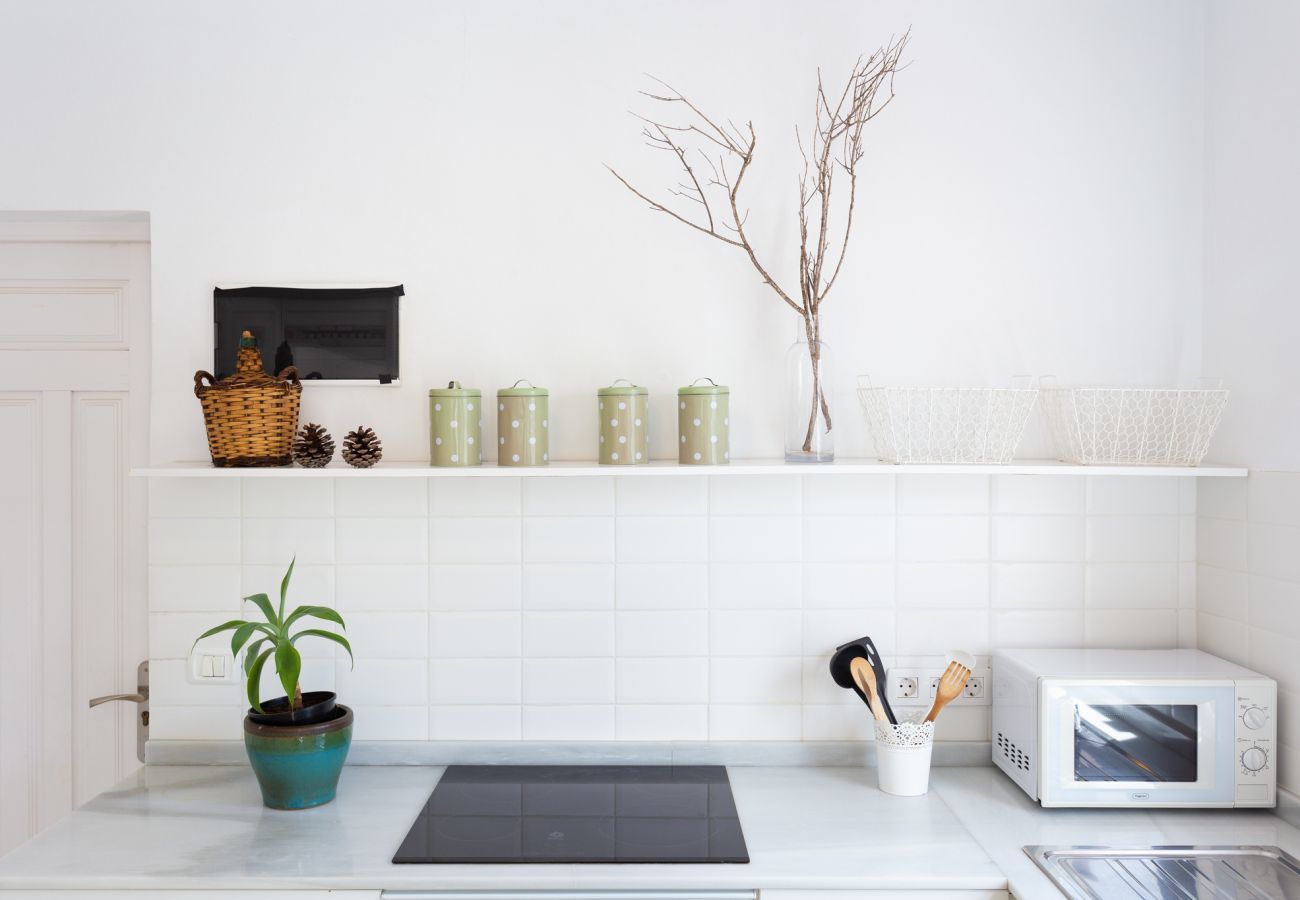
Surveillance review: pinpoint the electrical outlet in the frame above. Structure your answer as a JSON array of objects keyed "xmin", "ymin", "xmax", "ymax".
[
  {"xmin": 892, "ymin": 675, "xmax": 919, "ymax": 699},
  {"xmin": 887, "ymin": 661, "xmax": 991, "ymax": 706}
]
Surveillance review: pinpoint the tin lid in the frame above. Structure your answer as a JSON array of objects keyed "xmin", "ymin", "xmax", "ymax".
[
  {"xmin": 598, "ymin": 378, "xmax": 648, "ymax": 397},
  {"xmin": 679, "ymin": 377, "xmax": 729, "ymax": 396},
  {"xmin": 429, "ymin": 380, "xmax": 481, "ymax": 398},
  {"xmin": 498, "ymin": 379, "xmax": 548, "ymax": 398}
]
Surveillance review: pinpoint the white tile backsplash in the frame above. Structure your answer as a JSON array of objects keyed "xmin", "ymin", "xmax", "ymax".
[
  {"xmin": 616, "ymin": 516, "xmax": 708, "ymax": 563},
  {"xmin": 523, "ymin": 517, "xmax": 614, "ymax": 563},
  {"xmin": 1196, "ymin": 472, "xmax": 1300, "ymax": 792},
  {"xmin": 149, "ymin": 473, "xmax": 1210, "ymax": 747},
  {"xmin": 523, "ymin": 563, "xmax": 614, "ymax": 610}
]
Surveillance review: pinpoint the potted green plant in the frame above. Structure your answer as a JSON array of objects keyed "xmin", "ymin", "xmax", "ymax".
[{"xmin": 192, "ymin": 558, "xmax": 354, "ymax": 810}]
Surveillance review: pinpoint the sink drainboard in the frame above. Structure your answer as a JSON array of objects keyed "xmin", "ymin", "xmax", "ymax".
[{"xmin": 1025, "ymin": 845, "xmax": 1300, "ymax": 899}]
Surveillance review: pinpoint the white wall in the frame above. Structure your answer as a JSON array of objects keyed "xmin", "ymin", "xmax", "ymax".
[
  {"xmin": 0, "ymin": 0, "xmax": 1206, "ymax": 463},
  {"xmin": 1197, "ymin": 0, "xmax": 1300, "ymax": 792},
  {"xmin": 149, "ymin": 473, "xmax": 1196, "ymax": 746}
]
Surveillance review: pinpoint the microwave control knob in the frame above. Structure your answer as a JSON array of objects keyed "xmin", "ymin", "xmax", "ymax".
[
  {"xmin": 1241, "ymin": 746, "xmax": 1269, "ymax": 773},
  {"xmin": 1242, "ymin": 706, "xmax": 1269, "ymax": 730}
]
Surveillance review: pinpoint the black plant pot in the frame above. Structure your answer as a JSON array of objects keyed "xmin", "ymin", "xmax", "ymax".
[{"xmin": 246, "ymin": 691, "xmax": 337, "ymax": 726}]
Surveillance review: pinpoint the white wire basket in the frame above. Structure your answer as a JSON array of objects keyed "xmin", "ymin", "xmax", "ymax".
[
  {"xmin": 1039, "ymin": 384, "xmax": 1228, "ymax": 466},
  {"xmin": 856, "ymin": 378, "xmax": 1039, "ymax": 464}
]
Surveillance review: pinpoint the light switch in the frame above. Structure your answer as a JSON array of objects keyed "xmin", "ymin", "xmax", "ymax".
[{"xmin": 188, "ymin": 648, "xmax": 237, "ymax": 685}]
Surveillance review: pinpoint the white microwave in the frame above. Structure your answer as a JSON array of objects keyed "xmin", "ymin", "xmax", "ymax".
[{"xmin": 992, "ymin": 649, "xmax": 1276, "ymax": 808}]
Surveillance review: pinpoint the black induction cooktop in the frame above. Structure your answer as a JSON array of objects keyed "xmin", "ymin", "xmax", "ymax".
[{"xmin": 393, "ymin": 765, "xmax": 749, "ymax": 864}]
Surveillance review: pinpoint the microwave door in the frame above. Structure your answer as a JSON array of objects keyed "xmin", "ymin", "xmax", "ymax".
[
  {"xmin": 1073, "ymin": 704, "xmax": 1199, "ymax": 783},
  {"xmin": 1041, "ymin": 682, "xmax": 1236, "ymax": 807}
]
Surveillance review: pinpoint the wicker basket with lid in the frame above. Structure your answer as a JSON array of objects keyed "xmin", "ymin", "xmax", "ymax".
[{"xmin": 194, "ymin": 330, "xmax": 302, "ymax": 467}]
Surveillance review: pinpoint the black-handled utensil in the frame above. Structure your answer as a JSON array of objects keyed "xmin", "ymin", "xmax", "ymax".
[{"xmin": 829, "ymin": 635, "xmax": 897, "ymax": 725}]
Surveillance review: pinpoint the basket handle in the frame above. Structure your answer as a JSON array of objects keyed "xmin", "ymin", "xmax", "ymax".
[
  {"xmin": 193, "ymin": 370, "xmax": 216, "ymax": 394},
  {"xmin": 277, "ymin": 366, "xmax": 301, "ymax": 386}
]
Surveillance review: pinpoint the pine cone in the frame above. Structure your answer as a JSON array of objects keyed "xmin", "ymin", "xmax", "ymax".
[
  {"xmin": 342, "ymin": 426, "xmax": 383, "ymax": 468},
  {"xmin": 292, "ymin": 423, "xmax": 335, "ymax": 468}
]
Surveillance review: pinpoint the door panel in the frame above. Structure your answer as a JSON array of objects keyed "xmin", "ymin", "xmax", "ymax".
[
  {"xmin": 0, "ymin": 234, "xmax": 149, "ymax": 855},
  {"xmin": 0, "ymin": 394, "xmax": 43, "ymax": 855},
  {"xmin": 74, "ymin": 393, "xmax": 135, "ymax": 805}
]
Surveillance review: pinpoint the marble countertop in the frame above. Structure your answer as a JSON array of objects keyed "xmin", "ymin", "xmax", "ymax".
[
  {"xmin": 0, "ymin": 765, "xmax": 1005, "ymax": 893},
  {"xmin": 1, "ymin": 764, "xmax": 1296, "ymax": 896}
]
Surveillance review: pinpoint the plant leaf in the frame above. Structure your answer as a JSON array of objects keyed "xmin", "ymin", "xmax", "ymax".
[
  {"xmin": 243, "ymin": 592, "xmax": 278, "ymax": 629},
  {"xmin": 292, "ymin": 628, "xmax": 354, "ymax": 668},
  {"xmin": 230, "ymin": 622, "xmax": 262, "ymax": 658},
  {"xmin": 278, "ymin": 556, "xmax": 296, "ymax": 624},
  {"xmin": 191, "ymin": 619, "xmax": 248, "ymax": 650},
  {"xmin": 275, "ymin": 641, "xmax": 301, "ymax": 708},
  {"xmin": 243, "ymin": 637, "xmax": 270, "ymax": 674},
  {"xmin": 284, "ymin": 605, "xmax": 346, "ymax": 632},
  {"xmin": 246, "ymin": 648, "xmax": 273, "ymax": 713}
]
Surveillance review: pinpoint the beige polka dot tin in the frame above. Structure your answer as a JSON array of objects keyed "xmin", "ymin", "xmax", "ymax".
[
  {"xmin": 598, "ymin": 379, "xmax": 648, "ymax": 465},
  {"xmin": 497, "ymin": 380, "xmax": 548, "ymax": 467},
  {"xmin": 429, "ymin": 381, "xmax": 482, "ymax": 467},
  {"xmin": 678, "ymin": 378, "xmax": 729, "ymax": 464}
]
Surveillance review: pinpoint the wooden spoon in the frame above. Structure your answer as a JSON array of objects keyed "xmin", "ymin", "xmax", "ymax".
[
  {"xmin": 850, "ymin": 657, "xmax": 888, "ymax": 722},
  {"xmin": 925, "ymin": 661, "xmax": 972, "ymax": 723}
]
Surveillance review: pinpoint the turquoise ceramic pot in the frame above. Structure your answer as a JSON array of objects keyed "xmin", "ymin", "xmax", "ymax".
[{"xmin": 243, "ymin": 705, "xmax": 353, "ymax": 810}]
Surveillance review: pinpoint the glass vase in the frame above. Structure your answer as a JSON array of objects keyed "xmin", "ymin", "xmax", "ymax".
[{"xmin": 784, "ymin": 338, "xmax": 835, "ymax": 463}]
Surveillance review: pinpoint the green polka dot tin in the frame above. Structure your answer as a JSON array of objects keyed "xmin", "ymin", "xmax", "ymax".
[
  {"xmin": 498, "ymin": 380, "xmax": 548, "ymax": 467},
  {"xmin": 429, "ymin": 381, "xmax": 482, "ymax": 467},
  {"xmin": 678, "ymin": 378, "xmax": 729, "ymax": 464},
  {"xmin": 598, "ymin": 379, "xmax": 648, "ymax": 465}
]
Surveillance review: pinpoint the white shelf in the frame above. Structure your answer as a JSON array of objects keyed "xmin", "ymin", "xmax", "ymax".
[{"xmin": 132, "ymin": 459, "xmax": 1248, "ymax": 478}]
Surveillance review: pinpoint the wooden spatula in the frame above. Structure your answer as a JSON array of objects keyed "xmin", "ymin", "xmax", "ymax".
[
  {"xmin": 925, "ymin": 661, "xmax": 971, "ymax": 723},
  {"xmin": 850, "ymin": 657, "xmax": 888, "ymax": 722}
]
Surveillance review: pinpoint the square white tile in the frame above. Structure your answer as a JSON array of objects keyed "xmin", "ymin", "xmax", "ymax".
[
  {"xmin": 802, "ymin": 474, "xmax": 894, "ymax": 515},
  {"xmin": 523, "ymin": 476, "xmax": 614, "ymax": 516},
  {"xmin": 710, "ymin": 563, "xmax": 802, "ymax": 609},
  {"xmin": 709, "ymin": 516, "xmax": 802, "ymax": 563},
  {"xmin": 896, "ymin": 563, "xmax": 989, "ymax": 608},
  {"xmin": 336, "ymin": 565, "xmax": 428, "ymax": 612},
  {"xmin": 709, "ymin": 475, "xmax": 801, "ymax": 515},
  {"xmin": 522, "ymin": 611, "xmax": 615, "ymax": 657},
  {"xmin": 522, "ymin": 658, "xmax": 615, "ymax": 704},
  {"xmin": 709, "ymin": 610, "xmax": 802, "ymax": 657},
  {"xmin": 431, "ymin": 517, "xmax": 522, "ymax": 564},
  {"xmin": 802, "ymin": 563, "xmax": 894, "ymax": 609},
  {"xmin": 149, "ymin": 518, "xmax": 241, "ymax": 565},
  {"xmin": 992, "ymin": 476, "xmax": 1084, "ymax": 515},
  {"xmin": 336, "ymin": 478, "xmax": 428, "ymax": 517},
  {"xmin": 430, "ymin": 705, "xmax": 521, "ymax": 740},
  {"xmin": 708, "ymin": 704, "xmax": 801, "ymax": 741},
  {"xmin": 430, "ymin": 564, "xmax": 522, "ymax": 611},
  {"xmin": 615, "ymin": 476, "xmax": 708, "ymax": 516},
  {"xmin": 430, "ymin": 658, "xmax": 522, "ymax": 705},
  {"xmin": 709, "ymin": 656, "xmax": 802, "ymax": 704},
  {"xmin": 896, "ymin": 516, "xmax": 988, "ymax": 562},
  {"xmin": 1087, "ymin": 516, "xmax": 1180, "ymax": 563},
  {"xmin": 615, "ymin": 610, "xmax": 709, "ymax": 656},
  {"xmin": 522, "ymin": 705, "xmax": 615, "ymax": 740},
  {"xmin": 337, "ymin": 517, "xmax": 428, "ymax": 565},
  {"xmin": 990, "ymin": 563, "xmax": 1084, "ymax": 609},
  {"xmin": 898, "ymin": 475, "xmax": 988, "ymax": 514},
  {"xmin": 523, "ymin": 517, "xmax": 614, "ymax": 563},
  {"xmin": 616, "ymin": 657, "xmax": 709, "ymax": 703},
  {"xmin": 616, "ymin": 563, "xmax": 709, "ymax": 609},
  {"xmin": 523, "ymin": 564, "xmax": 615, "ymax": 610},
  {"xmin": 993, "ymin": 516, "xmax": 1084, "ymax": 562},
  {"xmin": 615, "ymin": 705, "xmax": 707, "ymax": 741},
  {"xmin": 429, "ymin": 611, "xmax": 521, "ymax": 658},
  {"xmin": 616, "ymin": 517, "xmax": 709, "ymax": 563},
  {"xmin": 149, "ymin": 479, "xmax": 240, "ymax": 518},
  {"xmin": 430, "ymin": 478, "xmax": 521, "ymax": 517},
  {"xmin": 241, "ymin": 478, "xmax": 334, "ymax": 518},
  {"xmin": 241, "ymin": 518, "xmax": 334, "ymax": 565},
  {"xmin": 802, "ymin": 516, "xmax": 894, "ymax": 562}
]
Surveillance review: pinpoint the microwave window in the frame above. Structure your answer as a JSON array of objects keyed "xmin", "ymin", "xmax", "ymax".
[{"xmin": 1073, "ymin": 704, "xmax": 1198, "ymax": 783}]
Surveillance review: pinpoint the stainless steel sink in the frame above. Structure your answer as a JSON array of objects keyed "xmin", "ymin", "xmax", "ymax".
[{"xmin": 1025, "ymin": 845, "xmax": 1300, "ymax": 899}]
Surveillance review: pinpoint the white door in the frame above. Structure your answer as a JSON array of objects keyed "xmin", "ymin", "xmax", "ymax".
[{"xmin": 0, "ymin": 218, "xmax": 150, "ymax": 854}]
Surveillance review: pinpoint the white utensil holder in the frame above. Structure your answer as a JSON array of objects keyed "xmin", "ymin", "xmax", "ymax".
[{"xmin": 874, "ymin": 715, "xmax": 935, "ymax": 796}]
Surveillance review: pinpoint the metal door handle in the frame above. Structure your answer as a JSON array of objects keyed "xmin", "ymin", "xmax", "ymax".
[
  {"xmin": 88, "ymin": 661, "xmax": 150, "ymax": 763},
  {"xmin": 89, "ymin": 692, "xmax": 147, "ymax": 708}
]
